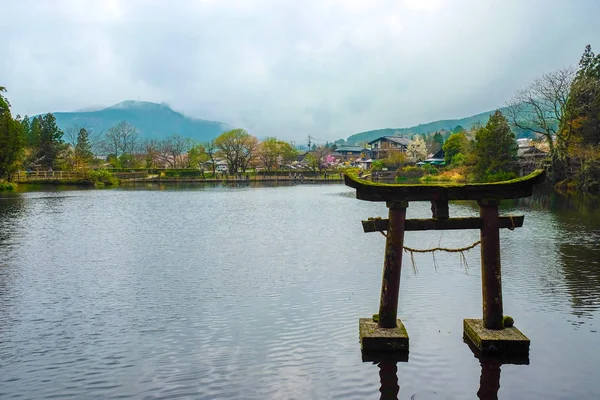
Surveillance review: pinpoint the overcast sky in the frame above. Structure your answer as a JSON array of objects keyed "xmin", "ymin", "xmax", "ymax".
[{"xmin": 2, "ymin": 0, "xmax": 599, "ymax": 141}]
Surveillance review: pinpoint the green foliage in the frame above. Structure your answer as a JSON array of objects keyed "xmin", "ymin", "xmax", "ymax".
[
  {"xmin": 187, "ymin": 144, "xmax": 209, "ymax": 169},
  {"xmin": 84, "ymin": 169, "xmax": 119, "ymax": 186},
  {"xmin": 451, "ymin": 153, "xmax": 466, "ymax": 166},
  {"xmin": 566, "ymin": 45, "xmax": 600, "ymax": 147},
  {"xmin": 118, "ymin": 153, "xmax": 139, "ymax": 168},
  {"xmin": 34, "ymin": 113, "xmax": 65, "ymax": 169},
  {"xmin": 577, "ymin": 149, "xmax": 600, "ymax": 192},
  {"xmin": 372, "ymin": 314, "xmax": 379, "ymax": 322},
  {"xmin": 473, "ymin": 110, "xmax": 518, "ymax": 181},
  {"xmin": 503, "ymin": 316, "xmax": 514, "ymax": 328},
  {"xmin": 0, "ymin": 86, "xmax": 9, "ymax": 113},
  {"xmin": 452, "ymin": 125, "xmax": 465, "ymax": 134},
  {"xmin": 259, "ymin": 137, "xmax": 297, "ymax": 171},
  {"xmin": 371, "ymin": 160, "xmax": 385, "ymax": 171},
  {"xmin": 0, "ymin": 181, "xmax": 16, "ymax": 191},
  {"xmin": 395, "ymin": 165, "xmax": 424, "ymax": 181},
  {"xmin": 75, "ymin": 128, "xmax": 93, "ymax": 167},
  {"xmin": 344, "ymin": 109, "xmax": 503, "ymax": 145},
  {"xmin": 0, "ymin": 89, "xmax": 26, "ymax": 180},
  {"xmin": 215, "ymin": 128, "xmax": 259, "ymax": 173},
  {"xmin": 421, "ymin": 163, "xmax": 439, "ymax": 175},
  {"xmin": 443, "ymin": 132, "xmax": 469, "ymax": 164},
  {"xmin": 372, "ymin": 150, "xmax": 408, "ymax": 171}
]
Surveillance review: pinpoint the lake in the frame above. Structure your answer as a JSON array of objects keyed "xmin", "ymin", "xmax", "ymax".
[{"xmin": 1, "ymin": 183, "xmax": 599, "ymax": 399}]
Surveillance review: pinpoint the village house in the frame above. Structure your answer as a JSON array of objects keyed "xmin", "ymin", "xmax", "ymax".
[
  {"xmin": 416, "ymin": 149, "xmax": 446, "ymax": 167},
  {"xmin": 368, "ymin": 136, "xmax": 411, "ymax": 159},
  {"xmin": 334, "ymin": 145, "xmax": 371, "ymax": 161}
]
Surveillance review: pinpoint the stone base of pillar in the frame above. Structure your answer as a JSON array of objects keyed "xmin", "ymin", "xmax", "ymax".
[
  {"xmin": 463, "ymin": 319, "xmax": 530, "ymax": 355},
  {"xmin": 359, "ymin": 318, "xmax": 409, "ymax": 353}
]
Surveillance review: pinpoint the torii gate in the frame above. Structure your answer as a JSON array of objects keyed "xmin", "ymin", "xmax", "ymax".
[{"xmin": 344, "ymin": 169, "xmax": 545, "ymax": 355}]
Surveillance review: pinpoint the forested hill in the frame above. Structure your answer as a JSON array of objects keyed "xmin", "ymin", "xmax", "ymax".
[
  {"xmin": 343, "ymin": 107, "xmax": 512, "ymax": 145},
  {"xmin": 47, "ymin": 101, "xmax": 230, "ymax": 142}
]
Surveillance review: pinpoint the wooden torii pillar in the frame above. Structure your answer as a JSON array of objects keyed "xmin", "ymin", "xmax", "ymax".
[{"xmin": 346, "ymin": 170, "xmax": 545, "ymax": 354}]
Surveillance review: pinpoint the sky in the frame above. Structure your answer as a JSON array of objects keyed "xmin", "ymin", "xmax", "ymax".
[{"xmin": 2, "ymin": 0, "xmax": 600, "ymax": 142}]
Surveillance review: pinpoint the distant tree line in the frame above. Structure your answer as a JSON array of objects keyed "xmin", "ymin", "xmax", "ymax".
[{"xmin": 0, "ymin": 87, "xmax": 305, "ymax": 180}]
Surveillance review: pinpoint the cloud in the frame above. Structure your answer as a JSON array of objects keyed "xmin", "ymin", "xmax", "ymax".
[{"xmin": 2, "ymin": 0, "xmax": 599, "ymax": 141}]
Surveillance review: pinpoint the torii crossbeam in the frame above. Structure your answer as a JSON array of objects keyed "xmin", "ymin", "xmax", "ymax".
[{"xmin": 345, "ymin": 169, "xmax": 545, "ymax": 355}]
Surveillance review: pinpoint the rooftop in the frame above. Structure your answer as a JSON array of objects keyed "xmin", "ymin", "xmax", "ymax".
[{"xmin": 368, "ymin": 136, "xmax": 411, "ymax": 146}]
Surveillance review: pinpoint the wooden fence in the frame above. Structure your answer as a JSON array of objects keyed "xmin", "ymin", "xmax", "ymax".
[{"xmin": 15, "ymin": 171, "xmax": 86, "ymax": 182}]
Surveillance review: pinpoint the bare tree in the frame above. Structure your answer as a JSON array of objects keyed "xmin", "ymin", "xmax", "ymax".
[
  {"xmin": 156, "ymin": 134, "xmax": 193, "ymax": 169},
  {"xmin": 203, "ymin": 140, "xmax": 218, "ymax": 175},
  {"xmin": 143, "ymin": 139, "xmax": 160, "ymax": 168},
  {"xmin": 103, "ymin": 121, "xmax": 139, "ymax": 158},
  {"xmin": 507, "ymin": 67, "xmax": 576, "ymax": 169}
]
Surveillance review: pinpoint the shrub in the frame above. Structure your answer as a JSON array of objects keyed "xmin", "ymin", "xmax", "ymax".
[
  {"xmin": 451, "ymin": 153, "xmax": 466, "ymax": 166},
  {"xmin": 84, "ymin": 169, "xmax": 119, "ymax": 186},
  {"xmin": 484, "ymin": 171, "xmax": 518, "ymax": 183},
  {"xmin": 163, "ymin": 169, "xmax": 205, "ymax": 178},
  {"xmin": 0, "ymin": 181, "xmax": 16, "ymax": 191},
  {"xmin": 421, "ymin": 163, "xmax": 439, "ymax": 175},
  {"xmin": 450, "ymin": 173, "xmax": 466, "ymax": 182}
]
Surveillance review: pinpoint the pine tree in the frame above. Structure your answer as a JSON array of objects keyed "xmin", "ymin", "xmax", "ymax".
[
  {"xmin": 474, "ymin": 110, "xmax": 518, "ymax": 181},
  {"xmin": 36, "ymin": 113, "xmax": 64, "ymax": 169},
  {"xmin": 566, "ymin": 45, "xmax": 600, "ymax": 146},
  {"xmin": 75, "ymin": 128, "xmax": 93, "ymax": 168}
]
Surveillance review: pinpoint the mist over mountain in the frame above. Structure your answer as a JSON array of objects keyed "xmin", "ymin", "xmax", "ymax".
[
  {"xmin": 48, "ymin": 101, "xmax": 230, "ymax": 142},
  {"xmin": 342, "ymin": 107, "xmax": 528, "ymax": 145}
]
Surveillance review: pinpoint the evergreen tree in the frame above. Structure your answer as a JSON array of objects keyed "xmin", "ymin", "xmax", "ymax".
[
  {"xmin": 430, "ymin": 131, "xmax": 444, "ymax": 153},
  {"xmin": 0, "ymin": 88, "xmax": 25, "ymax": 180},
  {"xmin": 474, "ymin": 110, "xmax": 518, "ymax": 181},
  {"xmin": 0, "ymin": 86, "xmax": 10, "ymax": 114},
  {"xmin": 75, "ymin": 128, "xmax": 93, "ymax": 168},
  {"xmin": 565, "ymin": 45, "xmax": 600, "ymax": 146},
  {"xmin": 452, "ymin": 125, "xmax": 465, "ymax": 134},
  {"xmin": 36, "ymin": 113, "xmax": 64, "ymax": 169},
  {"xmin": 28, "ymin": 116, "xmax": 42, "ymax": 148}
]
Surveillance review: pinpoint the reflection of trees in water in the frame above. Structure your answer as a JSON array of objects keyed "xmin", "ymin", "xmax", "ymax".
[
  {"xmin": 0, "ymin": 196, "xmax": 26, "ymax": 327},
  {"xmin": 559, "ymin": 242, "xmax": 600, "ymax": 319},
  {"xmin": 0, "ymin": 196, "xmax": 25, "ymax": 248},
  {"xmin": 515, "ymin": 189, "xmax": 600, "ymax": 320},
  {"xmin": 513, "ymin": 187, "xmax": 600, "ymax": 217}
]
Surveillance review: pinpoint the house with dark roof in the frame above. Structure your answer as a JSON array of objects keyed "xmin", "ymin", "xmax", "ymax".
[
  {"xmin": 334, "ymin": 145, "xmax": 370, "ymax": 160},
  {"xmin": 416, "ymin": 149, "xmax": 446, "ymax": 166},
  {"xmin": 368, "ymin": 136, "xmax": 411, "ymax": 159}
]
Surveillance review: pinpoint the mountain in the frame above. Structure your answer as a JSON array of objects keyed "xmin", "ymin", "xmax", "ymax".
[
  {"xmin": 47, "ymin": 101, "xmax": 230, "ymax": 142},
  {"xmin": 343, "ymin": 107, "xmax": 522, "ymax": 145}
]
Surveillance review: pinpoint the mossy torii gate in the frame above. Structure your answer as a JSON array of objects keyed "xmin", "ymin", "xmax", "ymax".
[{"xmin": 345, "ymin": 170, "xmax": 545, "ymax": 354}]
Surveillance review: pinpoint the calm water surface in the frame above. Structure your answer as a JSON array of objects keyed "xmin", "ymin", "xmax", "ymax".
[{"xmin": 0, "ymin": 183, "xmax": 599, "ymax": 399}]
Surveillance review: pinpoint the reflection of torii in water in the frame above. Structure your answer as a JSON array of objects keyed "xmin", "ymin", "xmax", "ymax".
[
  {"xmin": 465, "ymin": 337, "xmax": 530, "ymax": 400},
  {"xmin": 363, "ymin": 343, "xmax": 530, "ymax": 400},
  {"xmin": 362, "ymin": 352, "xmax": 406, "ymax": 400}
]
